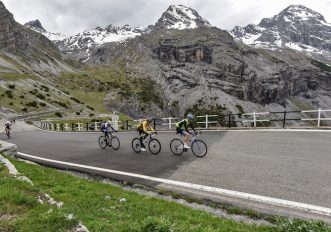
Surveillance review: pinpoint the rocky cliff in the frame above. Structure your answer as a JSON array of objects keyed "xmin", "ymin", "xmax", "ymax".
[{"xmin": 87, "ymin": 27, "xmax": 331, "ymax": 116}]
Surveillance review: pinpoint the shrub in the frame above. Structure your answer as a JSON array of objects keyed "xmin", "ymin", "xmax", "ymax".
[
  {"xmin": 55, "ymin": 112, "xmax": 62, "ymax": 117},
  {"xmin": 70, "ymin": 97, "xmax": 81, "ymax": 104},
  {"xmin": 5, "ymin": 90, "xmax": 14, "ymax": 99},
  {"xmin": 29, "ymin": 89, "xmax": 38, "ymax": 95},
  {"xmin": 25, "ymin": 101, "xmax": 38, "ymax": 107},
  {"xmin": 39, "ymin": 102, "xmax": 46, "ymax": 107},
  {"xmin": 87, "ymin": 105, "xmax": 94, "ymax": 111},
  {"xmin": 75, "ymin": 112, "xmax": 80, "ymax": 116},
  {"xmin": 54, "ymin": 101, "xmax": 68, "ymax": 108},
  {"xmin": 89, "ymin": 113, "xmax": 95, "ymax": 117},
  {"xmin": 8, "ymin": 84, "xmax": 15, "ymax": 89},
  {"xmin": 20, "ymin": 95, "xmax": 25, "ymax": 99},
  {"xmin": 36, "ymin": 93, "xmax": 45, "ymax": 100},
  {"xmin": 22, "ymin": 107, "xmax": 28, "ymax": 112},
  {"xmin": 9, "ymin": 102, "xmax": 13, "ymax": 105},
  {"xmin": 40, "ymin": 85, "xmax": 50, "ymax": 92}
]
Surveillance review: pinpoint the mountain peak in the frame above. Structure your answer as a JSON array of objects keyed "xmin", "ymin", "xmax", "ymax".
[
  {"xmin": 24, "ymin": 19, "xmax": 46, "ymax": 32},
  {"xmin": 154, "ymin": 4, "xmax": 211, "ymax": 30},
  {"xmin": 279, "ymin": 4, "xmax": 325, "ymax": 22}
]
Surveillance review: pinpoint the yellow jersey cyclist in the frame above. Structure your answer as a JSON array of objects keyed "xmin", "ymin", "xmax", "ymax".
[
  {"xmin": 176, "ymin": 113, "xmax": 196, "ymax": 149},
  {"xmin": 137, "ymin": 118, "xmax": 156, "ymax": 151}
]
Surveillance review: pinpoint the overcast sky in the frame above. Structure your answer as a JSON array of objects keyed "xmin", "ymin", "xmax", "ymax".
[{"xmin": 2, "ymin": 0, "xmax": 331, "ymax": 36}]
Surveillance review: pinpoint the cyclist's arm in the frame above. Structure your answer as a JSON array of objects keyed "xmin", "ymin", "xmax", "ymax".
[
  {"xmin": 189, "ymin": 122, "xmax": 196, "ymax": 133},
  {"xmin": 142, "ymin": 122, "xmax": 149, "ymax": 134}
]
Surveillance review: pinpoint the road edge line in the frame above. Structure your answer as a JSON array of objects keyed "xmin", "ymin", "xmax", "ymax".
[{"xmin": 16, "ymin": 151, "xmax": 331, "ymax": 218}]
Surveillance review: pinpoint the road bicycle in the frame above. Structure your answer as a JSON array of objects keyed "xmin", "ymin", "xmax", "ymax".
[
  {"xmin": 170, "ymin": 132, "xmax": 207, "ymax": 157},
  {"xmin": 98, "ymin": 131, "xmax": 120, "ymax": 150},
  {"xmin": 132, "ymin": 133, "xmax": 161, "ymax": 155}
]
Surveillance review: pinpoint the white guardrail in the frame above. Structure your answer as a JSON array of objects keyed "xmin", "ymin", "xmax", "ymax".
[{"xmin": 36, "ymin": 108, "xmax": 331, "ymax": 131}]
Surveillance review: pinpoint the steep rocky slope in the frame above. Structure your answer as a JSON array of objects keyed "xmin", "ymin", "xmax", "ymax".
[
  {"xmin": 87, "ymin": 27, "xmax": 331, "ymax": 117},
  {"xmin": 231, "ymin": 5, "xmax": 331, "ymax": 64}
]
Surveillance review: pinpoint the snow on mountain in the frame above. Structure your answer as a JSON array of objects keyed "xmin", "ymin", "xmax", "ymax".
[
  {"xmin": 24, "ymin": 20, "xmax": 67, "ymax": 42},
  {"xmin": 56, "ymin": 24, "xmax": 144, "ymax": 62},
  {"xmin": 230, "ymin": 5, "xmax": 331, "ymax": 63},
  {"xmin": 154, "ymin": 5, "xmax": 211, "ymax": 30}
]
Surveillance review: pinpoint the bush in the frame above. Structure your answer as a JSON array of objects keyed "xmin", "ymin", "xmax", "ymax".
[
  {"xmin": 54, "ymin": 101, "xmax": 68, "ymax": 108},
  {"xmin": 8, "ymin": 84, "xmax": 15, "ymax": 89},
  {"xmin": 39, "ymin": 102, "xmax": 47, "ymax": 107},
  {"xmin": 70, "ymin": 97, "xmax": 81, "ymax": 104},
  {"xmin": 55, "ymin": 112, "xmax": 62, "ymax": 117},
  {"xmin": 22, "ymin": 107, "xmax": 28, "ymax": 112},
  {"xmin": 25, "ymin": 101, "xmax": 38, "ymax": 107},
  {"xmin": 5, "ymin": 90, "xmax": 13, "ymax": 99},
  {"xmin": 40, "ymin": 85, "xmax": 50, "ymax": 92},
  {"xmin": 26, "ymin": 121, "xmax": 33, "ymax": 125},
  {"xmin": 75, "ymin": 112, "xmax": 80, "ymax": 116},
  {"xmin": 36, "ymin": 93, "xmax": 45, "ymax": 100},
  {"xmin": 89, "ymin": 113, "xmax": 95, "ymax": 117},
  {"xmin": 20, "ymin": 95, "xmax": 25, "ymax": 99},
  {"xmin": 9, "ymin": 102, "xmax": 13, "ymax": 105},
  {"xmin": 87, "ymin": 105, "xmax": 95, "ymax": 111}
]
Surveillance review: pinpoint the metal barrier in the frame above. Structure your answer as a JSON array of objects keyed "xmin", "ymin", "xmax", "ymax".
[{"xmin": 34, "ymin": 108, "xmax": 331, "ymax": 132}]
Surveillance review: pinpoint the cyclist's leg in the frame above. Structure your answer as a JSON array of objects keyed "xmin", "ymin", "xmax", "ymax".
[
  {"xmin": 183, "ymin": 131, "xmax": 190, "ymax": 148},
  {"xmin": 139, "ymin": 130, "xmax": 145, "ymax": 148}
]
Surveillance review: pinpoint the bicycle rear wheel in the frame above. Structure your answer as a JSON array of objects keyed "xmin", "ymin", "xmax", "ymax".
[
  {"xmin": 132, "ymin": 138, "xmax": 142, "ymax": 153},
  {"xmin": 98, "ymin": 136, "xmax": 107, "ymax": 149},
  {"xmin": 111, "ymin": 136, "xmax": 120, "ymax": 150},
  {"xmin": 149, "ymin": 138, "xmax": 161, "ymax": 155},
  {"xmin": 191, "ymin": 140, "xmax": 207, "ymax": 157},
  {"xmin": 170, "ymin": 139, "xmax": 184, "ymax": 155}
]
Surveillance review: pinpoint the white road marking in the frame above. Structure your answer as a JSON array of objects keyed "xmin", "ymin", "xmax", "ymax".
[{"xmin": 17, "ymin": 151, "xmax": 331, "ymax": 218}]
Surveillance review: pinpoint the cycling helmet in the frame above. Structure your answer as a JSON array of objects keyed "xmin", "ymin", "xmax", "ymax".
[{"xmin": 187, "ymin": 113, "xmax": 193, "ymax": 120}]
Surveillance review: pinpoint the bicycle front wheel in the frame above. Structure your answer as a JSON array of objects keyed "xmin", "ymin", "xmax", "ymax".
[
  {"xmin": 170, "ymin": 139, "xmax": 184, "ymax": 155},
  {"xmin": 191, "ymin": 140, "xmax": 207, "ymax": 157},
  {"xmin": 149, "ymin": 138, "xmax": 161, "ymax": 155},
  {"xmin": 132, "ymin": 138, "xmax": 141, "ymax": 153},
  {"xmin": 111, "ymin": 136, "xmax": 120, "ymax": 150},
  {"xmin": 98, "ymin": 136, "xmax": 107, "ymax": 149}
]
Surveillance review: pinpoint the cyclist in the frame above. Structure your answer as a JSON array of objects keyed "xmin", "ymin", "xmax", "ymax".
[
  {"xmin": 137, "ymin": 118, "xmax": 155, "ymax": 151},
  {"xmin": 4, "ymin": 120, "xmax": 12, "ymax": 138},
  {"xmin": 176, "ymin": 113, "xmax": 196, "ymax": 149},
  {"xmin": 101, "ymin": 119, "xmax": 116, "ymax": 138}
]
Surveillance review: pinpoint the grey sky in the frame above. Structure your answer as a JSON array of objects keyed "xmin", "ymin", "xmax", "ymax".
[{"xmin": 2, "ymin": 0, "xmax": 331, "ymax": 36}]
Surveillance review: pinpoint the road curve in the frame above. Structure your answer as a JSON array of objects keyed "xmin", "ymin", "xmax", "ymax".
[{"xmin": 1, "ymin": 130, "xmax": 331, "ymax": 210}]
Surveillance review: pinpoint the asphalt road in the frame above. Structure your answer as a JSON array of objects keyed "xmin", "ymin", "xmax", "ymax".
[{"xmin": 2, "ymin": 130, "xmax": 331, "ymax": 209}]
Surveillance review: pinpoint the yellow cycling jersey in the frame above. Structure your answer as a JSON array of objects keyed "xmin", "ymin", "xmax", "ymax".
[{"xmin": 138, "ymin": 120, "xmax": 154, "ymax": 133}]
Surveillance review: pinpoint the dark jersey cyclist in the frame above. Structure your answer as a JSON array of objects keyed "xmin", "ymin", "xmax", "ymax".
[{"xmin": 176, "ymin": 113, "xmax": 196, "ymax": 149}]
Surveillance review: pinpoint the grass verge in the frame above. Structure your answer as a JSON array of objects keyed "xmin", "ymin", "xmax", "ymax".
[{"xmin": 1, "ymin": 156, "xmax": 330, "ymax": 232}]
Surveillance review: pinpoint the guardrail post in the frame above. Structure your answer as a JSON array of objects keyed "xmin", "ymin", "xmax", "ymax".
[
  {"xmin": 168, "ymin": 117, "xmax": 172, "ymax": 130},
  {"xmin": 56, "ymin": 124, "xmax": 60, "ymax": 131},
  {"xmin": 153, "ymin": 118, "xmax": 156, "ymax": 130},
  {"xmin": 51, "ymin": 124, "xmax": 54, "ymax": 131},
  {"xmin": 126, "ymin": 120, "xmax": 129, "ymax": 131},
  {"xmin": 77, "ymin": 123, "xmax": 82, "ymax": 131},
  {"xmin": 64, "ymin": 123, "xmax": 69, "ymax": 131},
  {"xmin": 205, "ymin": 114, "xmax": 208, "ymax": 129},
  {"xmin": 86, "ymin": 123, "xmax": 89, "ymax": 131},
  {"xmin": 94, "ymin": 122, "xmax": 98, "ymax": 131},
  {"xmin": 283, "ymin": 111, "xmax": 287, "ymax": 128},
  {"xmin": 253, "ymin": 112, "xmax": 256, "ymax": 128},
  {"xmin": 72, "ymin": 123, "xmax": 74, "ymax": 131},
  {"xmin": 317, "ymin": 108, "xmax": 321, "ymax": 127},
  {"xmin": 228, "ymin": 115, "xmax": 231, "ymax": 128}
]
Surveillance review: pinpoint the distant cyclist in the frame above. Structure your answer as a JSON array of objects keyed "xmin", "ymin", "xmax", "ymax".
[
  {"xmin": 4, "ymin": 120, "xmax": 12, "ymax": 138},
  {"xmin": 101, "ymin": 119, "xmax": 116, "ymax": 138},
  {"xmin": 137, "ymin": 118, "xmax": 155, "ymax": 151},
  {"xmin": 175, "ymin": 113, "xmax": 196, "ymax": 149}
]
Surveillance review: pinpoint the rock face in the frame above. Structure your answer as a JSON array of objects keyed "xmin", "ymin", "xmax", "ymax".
[
  {"xmin": 88, "ymin": 27, "xmax": 331, "ymax": 116},
  {"xmin": 153, "ymin": 5, "xmax": 211, "ymax": 30},
  {"xmin": 0, "ymin": 1, "xmax": 74, "ymax": 75},
  {"xmin": 231, "ymin": 5, "xmax": 331, "ymax": 64},
  {"xmin": 24, "ymin": 19, "xmax": 67, "ymax": 42}
]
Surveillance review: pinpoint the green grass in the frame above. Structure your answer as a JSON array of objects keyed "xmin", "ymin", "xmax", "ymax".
[
  {"xmin": 0, "ymin": 157, "xmax": 276, "ymax": 232},
  {"xmin": 0, "ymin": 73, "xmax": 37, "ymax": 80}
]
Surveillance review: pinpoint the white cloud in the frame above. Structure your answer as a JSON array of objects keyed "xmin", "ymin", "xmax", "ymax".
[{"xmin": 2, "ymin": 0, "xmax": 330, "ymax": 35}]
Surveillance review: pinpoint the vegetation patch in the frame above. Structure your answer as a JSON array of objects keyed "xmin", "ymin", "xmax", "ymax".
[{"xmin": 311, "ymin": 59, "xmax": 331, "ymax": 73}]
